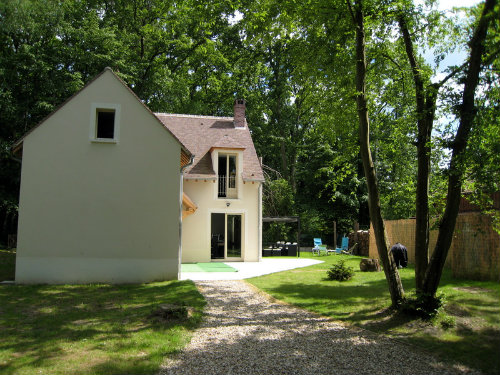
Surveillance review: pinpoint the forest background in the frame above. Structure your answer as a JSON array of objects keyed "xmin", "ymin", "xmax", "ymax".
[{"xmin": 1, "ymin": 0, "xmax": 498, "ymax": 248}]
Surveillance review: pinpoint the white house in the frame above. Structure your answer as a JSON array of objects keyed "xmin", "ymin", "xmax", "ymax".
[
  {"xmin": 157, "ymin": 99, "xmax": 264, "ymax": 264},
  {"xmin": 12, "ymin": 68, "xmax": 263, "ymax": 284}
]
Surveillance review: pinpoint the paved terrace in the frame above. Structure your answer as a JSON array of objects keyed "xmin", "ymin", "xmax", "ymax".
[{"xmin": 180, "ymin": 258, "xmax": 323, "ymax": 281}]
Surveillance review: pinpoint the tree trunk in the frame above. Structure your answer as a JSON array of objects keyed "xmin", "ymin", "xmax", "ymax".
[
  {"xmin": 399, "ymin": 15, "xmax": 433, "ymax": 292},
  {"xmin": 280, "ymin": 140, "xmax": 289, "ymax": 180},
  {"xmin": 352, "ymin": 1, "xmax": 405, "ymax": 307},
  {"xmin": 423, "ymin": 0, "xmax": 498, "ymax": 295}
]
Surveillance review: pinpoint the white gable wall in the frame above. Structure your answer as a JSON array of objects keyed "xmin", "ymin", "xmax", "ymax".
[{"xmin": 16, "ymin": 70, "xmax": 181, "ymax": 283}]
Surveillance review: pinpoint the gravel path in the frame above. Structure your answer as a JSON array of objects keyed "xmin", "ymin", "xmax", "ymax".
[{"xmin": 160, "ymin": 280, "xmax": 480, "ymax": 375}]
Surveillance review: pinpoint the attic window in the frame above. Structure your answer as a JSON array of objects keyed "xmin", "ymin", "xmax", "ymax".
[
  {"xmin": 90, "ymin": 103, "xmax": 120, "ymax": 143},
  {"xmin": 96, "ymin": 109, "xmax": 115, "ymax": 139}
]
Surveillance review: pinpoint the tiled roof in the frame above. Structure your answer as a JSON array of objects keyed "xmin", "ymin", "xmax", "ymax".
[
  {"xmin": 155, "ymin": 113, "xmax": 264, "ymax": 182},
  {"xmin": 211, "ymin": 134, "xmax": 246, "ymax": 150}
]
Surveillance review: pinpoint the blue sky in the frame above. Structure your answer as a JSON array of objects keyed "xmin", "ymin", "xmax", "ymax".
[{"xmin": 426, "ymin": 0, "xmax": 482, "ymax": 76}]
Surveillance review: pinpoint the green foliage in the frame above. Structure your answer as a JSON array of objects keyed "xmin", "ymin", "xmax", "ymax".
[
  {"xmin": 263, "ymin": 178, "xmax": 295, "ymax": 217},
  {"xmin": 438, "ymin": 313, "xmax": 456, "ymax": 330},
  {"xmin": 263, "ymin": 222, "xmax": 291, "ymax": 244},
  {"xmin": 262, "ymin": 178, "xmax": 297, "ymax": 243},
  {"xmin": 462, "ymin": 54, "xmax": 500, "ymax": 233},
  {"xmin": 299, "ymin": 210, "xmax": 329, "ymax": 240},
  {"xmin": 401, "ymin": 293, "xmax": 445, "ymax": 320},
  {"xmin": 295, "ymin": 131, "xmax": 368, "ymax": 243},
  {"xmin": 326, "ymin": 259, "xmax": 355, "ymax": 281}
]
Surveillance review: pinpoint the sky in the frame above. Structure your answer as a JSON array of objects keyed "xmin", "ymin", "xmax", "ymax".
[
  {"xmin": 437, "ymin": 0, "xmax": 481, "ymax": 10},
  {"xmin": 425, "ymin": 1, "xmax": 484, "ymax": 137},
  {"xmin": 425, "ymin": 0, "xmax": 482, "ymax": 75}
]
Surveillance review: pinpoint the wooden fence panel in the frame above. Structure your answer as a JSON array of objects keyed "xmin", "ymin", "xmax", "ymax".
[{"xmin": 369, "ymin": 213, "xmax": 499, "ymax": 281}]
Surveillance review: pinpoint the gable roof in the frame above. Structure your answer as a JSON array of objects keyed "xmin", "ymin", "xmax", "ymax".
[
  {"xmin": 12, "ymin": 67, "xmax": 191, "ymax": 158},
  {"xmin": 155, "ymin": 113, "xmax": 264, "ymax": 182}
]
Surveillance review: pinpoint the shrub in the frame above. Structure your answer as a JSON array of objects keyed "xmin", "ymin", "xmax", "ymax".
[
  {"xmin": 439, "ymin": 314, "xmax": 456, "ymax": 330},
  {"xmin": 400, "ymin": 292, "xmax": 444, "ymax": 320},
  {"xmin": 327, "ymin": 260, "xmax": 354, "ymax": 281}
]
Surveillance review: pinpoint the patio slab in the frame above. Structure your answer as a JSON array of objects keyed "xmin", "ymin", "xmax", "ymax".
[{"xmin": 180, "ymin": 258, "xmax": 323, "ymax": 280}]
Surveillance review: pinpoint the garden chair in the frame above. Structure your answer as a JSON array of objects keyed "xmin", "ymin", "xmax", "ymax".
[
  {"xmin": 343, "ymin": 242, "xmax": 358, "ymax": 255},
  {"xmin": 335, "ymin": 236, "xmax": 349, "ymax": 254},
  {"xmin": 312, "ymin": 238, "xmax": 324, "ymax": 255}
]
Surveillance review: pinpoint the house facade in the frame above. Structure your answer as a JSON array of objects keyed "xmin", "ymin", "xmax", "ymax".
[
  {"xmin": 13, "ymin": 68, "xmax": 263, "ymax": 284},
  {"xmin": 157, "ymin": 100, "xmax": 264, "ymax": 263}
]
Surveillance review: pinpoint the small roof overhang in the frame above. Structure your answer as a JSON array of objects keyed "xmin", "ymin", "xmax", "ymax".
[{"xmin": 182, "ymin": 192, "xmax": 197, "ymax": 219}]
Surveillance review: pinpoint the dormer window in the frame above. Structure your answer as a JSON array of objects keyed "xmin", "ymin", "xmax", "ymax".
[
  {"xmin": 90, "ymin": 103, "xmax": 120, "ymax": 143},
  {"xmin": 218, "ymin": 154, "xmax": 237, "ymax": 198}
]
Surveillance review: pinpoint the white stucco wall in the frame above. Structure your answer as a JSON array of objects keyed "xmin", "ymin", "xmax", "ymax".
[
  {"xmin": 15, "ymin": 70, "xmax": 182, "ymax": 284},
  {"xmin": 181, "ymin": 174, "xmax": 261, "ymax": 263}
]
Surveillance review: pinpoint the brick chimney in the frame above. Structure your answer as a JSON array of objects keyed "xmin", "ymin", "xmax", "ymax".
[{"xmin": 233, "ymin": 99, "xmax": 247, "ymax": 128}]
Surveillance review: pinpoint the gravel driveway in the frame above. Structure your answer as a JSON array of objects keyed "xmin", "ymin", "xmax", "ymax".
[{"xmin": 160, "ymin": 280, "xmax": 480, "ymax": 375}]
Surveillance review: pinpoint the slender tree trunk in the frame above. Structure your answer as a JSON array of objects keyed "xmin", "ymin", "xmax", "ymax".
[
  {"xmin": 290, "ymin": 154, "xmax": 297, "ymax": 193},
  {"xmin": 423, "ymin": 0, "xmax": 498, "ymax": 295},
  {"xmin": 352, "ymin": 1, "xmax": 405, "ymax": 307},
  {"xmin": 269, "ymin": 43, "xmax": 290, "ymax": 182},
  {"xmin": 399, "ymin": 15, "xmax": 433, "ymax": 292},
  {"xmin": 280, "ymin": 140, "xmax": 289, "ymax": 180},
  {"xmin": 412, "ymin": 90, "xmax": 439, "ymax": 292}
]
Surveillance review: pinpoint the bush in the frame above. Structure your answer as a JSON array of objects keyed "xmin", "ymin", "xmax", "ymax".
[
  {"xmin": 327, "ymin": 260, "xmax": 354, "ymax": 281},
  {"xmin": 438, "ymin": 314, "xmax": 456, "ymax": 330},
  {"xmin": 400, "ymin": 292, "xmax": 444, "ymax": 320}
]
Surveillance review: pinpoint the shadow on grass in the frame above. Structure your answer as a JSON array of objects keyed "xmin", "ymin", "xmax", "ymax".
[
  {"xmin": 403, "ymin": 325, "xmax": 500, "ymax": 375},
  {"xmin": 258, "ymin": 277, "xmax": 397, "ymax": 323},
  {"xmin": 0, "ymin": 281, "xmax": 205, "ymax": 375}
]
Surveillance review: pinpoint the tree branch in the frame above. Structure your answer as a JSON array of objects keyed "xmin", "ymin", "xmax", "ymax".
[{"xmin": 345, "ymin": 0, "xmax": 356, "ymax": 24}]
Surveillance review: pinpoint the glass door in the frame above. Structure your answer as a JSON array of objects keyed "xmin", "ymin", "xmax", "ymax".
[
  {"xmin": 211, "ymin": 213, "xmax": 242, "ymax": 259},
  {"xmin": 226, "ymin": 214, "xmax": 241, "ymax": 258},
  {"xmin": 211, "ymin": 213, "xmax": 225, "ymax": 259}
]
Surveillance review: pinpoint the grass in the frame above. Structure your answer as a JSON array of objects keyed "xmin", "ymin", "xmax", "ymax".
[
  {"xmin": 0, "ymin": 249, "xmax": 16, "ymax": 281},
  {"xmin": 249, "ymin": 253, "xmax": 500, "ymax": 375},
  {"xmin": 0, "ymin": 249, "xmax": 205, "ymax": 375}
]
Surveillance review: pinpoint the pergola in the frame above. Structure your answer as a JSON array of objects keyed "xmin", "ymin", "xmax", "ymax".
[{"xmin": 262, "ymin": 216, "xmax": 301, "ymax": 256}]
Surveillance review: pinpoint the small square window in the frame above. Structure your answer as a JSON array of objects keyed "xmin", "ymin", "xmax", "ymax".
[
  {"xmin": 90, "ymin": 103, "xmax": 120, "ymax": 143},
  {"xmin": 96, "ymin": 109, "xmax": 115, "ymax": 139}
]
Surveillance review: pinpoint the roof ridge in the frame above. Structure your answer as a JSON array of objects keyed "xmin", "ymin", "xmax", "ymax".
[{"xmin": 155, "ymin": 113, "xmax": 233, "ymax": 120}]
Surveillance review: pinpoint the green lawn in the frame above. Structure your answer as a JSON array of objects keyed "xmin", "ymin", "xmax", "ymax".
[
  {"xmin": 0, "ymin": 262, "xmax": 205, "ymax": 375},
  {"xmin": 249, "ymin": 254, "xmax": 500, "ymax": 375},
  {"xmin": 0, "ymin": 249, "xmax": 16, "ymax": 281}
]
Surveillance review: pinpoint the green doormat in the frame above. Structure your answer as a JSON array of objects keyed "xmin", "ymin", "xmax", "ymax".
[{"xmin": 181, "ymin": 262, "xmax": 238, "ymax": 272}]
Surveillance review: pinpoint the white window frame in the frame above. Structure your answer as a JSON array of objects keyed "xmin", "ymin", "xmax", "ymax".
[
  {"xmin": 90, "ymin": 103, "xmax": 121, "ymax": 143},
  {"xmin": 217, "ymin": 153, "xmax": 238, "ymax": 199}
]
